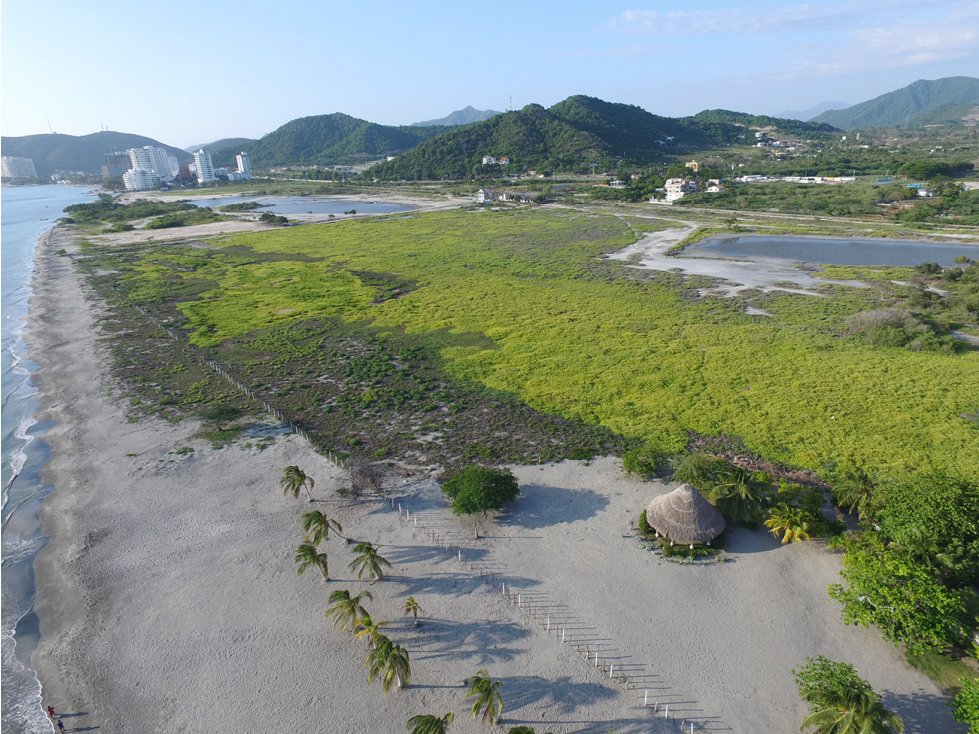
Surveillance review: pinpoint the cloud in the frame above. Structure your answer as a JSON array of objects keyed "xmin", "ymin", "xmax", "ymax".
[{"xmin": 605, "ymin": 3, "xmax": 871, "ymax": 35}]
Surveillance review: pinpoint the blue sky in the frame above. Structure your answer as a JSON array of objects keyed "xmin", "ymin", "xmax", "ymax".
[{"xmin": 2, "ymin": 0, "xmax": 977, "ymax": 147}]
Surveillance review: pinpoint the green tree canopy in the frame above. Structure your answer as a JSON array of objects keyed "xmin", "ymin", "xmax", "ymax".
[
  {"xmin": 442, "ymin": 466, "xmax": 520, "ymax": 515},
  {"xmin": 794, "ymin": 656, "xmax": 904, "ymax": 734},
  {"xmin": 828, "ymin": 533, "xmax": 968, "ymax": 655}
]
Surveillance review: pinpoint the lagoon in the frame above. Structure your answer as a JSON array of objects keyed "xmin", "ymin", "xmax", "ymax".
[{"xmin": 688, "ymin": 234, "xmax": 979, "ymax": 267}]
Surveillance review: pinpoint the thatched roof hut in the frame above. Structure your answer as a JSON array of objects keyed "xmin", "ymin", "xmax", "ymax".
[{"xmin": 645, "ymin": 483, "xmax": 725, "ymax": 545}]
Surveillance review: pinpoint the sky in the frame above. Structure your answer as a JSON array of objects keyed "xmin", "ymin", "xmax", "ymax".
[{"xmin": 2, "ymin": 0, "xmax": 977, "ymax": 148}]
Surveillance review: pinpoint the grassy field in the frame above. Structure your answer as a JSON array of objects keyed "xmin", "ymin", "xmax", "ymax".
[{"xmin": 79, "ymin": 206, "xmax": 979, "ymax": 480}]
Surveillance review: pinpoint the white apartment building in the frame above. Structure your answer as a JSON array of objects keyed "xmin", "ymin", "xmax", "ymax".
[
  {"xmin": 664, "ymin": 178, "xmax": 689, "ymax": 203},
  {"xmin": 194, "ymin": 148, "xmax": 216, "ymax": 184},
  {"xmin": 122, "ymin": 168, "xmax": 159, "ymax": 191},
  {"xmin": 235, "ymin": 152, "xmax": 251, "ymax": 179},
  {"xmin": 1, "ymin": 156, "xmax": 38, "ymax": 178},
  {"xmin": 128, "ymin": 146, "xmax": 174, "ymax": 182}
]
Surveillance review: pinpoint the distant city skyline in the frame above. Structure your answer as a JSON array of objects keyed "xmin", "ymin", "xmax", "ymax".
[{"xmin": 2, "ymin": 0, "xmax": 977, "ymax": 148}]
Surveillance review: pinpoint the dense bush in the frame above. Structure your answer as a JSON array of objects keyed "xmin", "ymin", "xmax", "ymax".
[
  {"xmin": 951, "ymin": 677, "xmax": 979, "ymax": 732},
  {"xmin": 622, "ymin": 442, "xmax": 671, "ymax": 479},
  {"xmin": 845, "ymin": 308, "xmax": 956, "ymax": 353},
  {"xmin": 441, "ymin": 465, "xmax": 520, "ymax": 515}
]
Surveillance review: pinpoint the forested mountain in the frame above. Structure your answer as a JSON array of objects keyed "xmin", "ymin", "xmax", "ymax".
[
  {"xmin": 185, "ymin": 137, "xmax": 257, "ymax": 153},
  {"xmin": 411, "ymin": 106, "xmax": 502, "ymax": 126},
  {"xmin": 776, "ymin": 100, "xmax": 850, "ymax": 121},
  {"xmin": 0, "ymin": 131, "xmax": 191, "ymax": 176},
  {"xmin": 691, "ymin": 110, "xmax": 839, "ymax": 136},
  {"xmin": 247, "ymin": 113, "xmax": 445, "ymax": 168},
  {"xmin": 813, "ymin": 77, "xmax": 979, "ymax": 129},
  {"xmin": 369, "ymin": 96, "xmax": 837, "ymax": 180}
]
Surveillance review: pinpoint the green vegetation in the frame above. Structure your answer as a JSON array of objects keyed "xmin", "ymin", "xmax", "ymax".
[
  {"xmin": 144, "ymin": 206, "xmax": 224, "ymax": 229},
  {"xmin": 441, "ymin": 466, "xmax": 520, "ymax": 515},
  {"xmin": 349, "ymin": 541, "xmax": 392, "ymax": 582},
  {"xmin": 64, "ymin": 194, "xmax": 201, "ymax": 224},
  {"xmin": 812, "ymin": 76, "xmax": 979, "ymax": 128},
  {"xmin": 280, "ymin": 465, "xmax": 315, "ymax": 501},
  {"xmin": 258, "ymin": 211, "xmax": 289, "ymax": 226},
  {"xmin": 218, "ymin": 201, "xmax": 266, "ymax": 212},
  {"xmin": 407, "ymin": 713, "xmax": 454, "ymax": 734},
  {"xmin": 466, "ymin": 670, "xmax": 504, "ymax": 726},
  {"xmin": 951, "ymin": 677, "xmax": 979, "ymax": 732},
  {"xmin": 75, "ymin": 207, "xmax": 979, "ymax": 484},
  {"xmin": 621, "ymin": 442, "xmax": 670, "ymax": 479},
  {"xmin": 794, "ymin": 656, "xmax": 904, "ymax": 733}
]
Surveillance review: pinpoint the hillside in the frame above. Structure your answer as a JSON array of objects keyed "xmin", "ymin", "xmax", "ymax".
[
  {"xmin": 247, "ymin": 113, "xmax": 445, "ymax": 168},
  {"xmin": 776, "ymin": 100, "xmax": 850, "ymax": 121},
  {"xmin": 369, "ymin": 95, "xmax": 837, "ymax": 179},
  {"xmin": 411, "ymin": 106, "xmax": 502, "ymax": 126},
  {"xmin": 692, "ymin": 110, "xmax": 839, "ymax": 136},
  {"xmin": 0, "ymin": 131, "xmax": 191, "ymax": 176},
  {"xmin": 813, "ymin": 76, "xmax": 979, "ymax": 128}
]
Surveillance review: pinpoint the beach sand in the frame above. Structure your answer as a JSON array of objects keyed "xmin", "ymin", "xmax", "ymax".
[{"xmin": 27, "ymin": 224, "xmax": 961, "ymax": 732}]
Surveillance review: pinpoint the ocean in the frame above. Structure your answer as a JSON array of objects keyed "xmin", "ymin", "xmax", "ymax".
[{"xmin": 1, "ymin": 185, "xmax": 97, "ymax": 733}]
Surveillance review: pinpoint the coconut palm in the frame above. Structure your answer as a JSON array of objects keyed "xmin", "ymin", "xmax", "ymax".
[
  {"xmin": 796, "ymin": 656, "xmax": 904, "ymax": 734},
  {"xmin": 294, "ymin": 542, "xmax": 330, "ymax": 581},
  {"xmin": 671, "ymin": 452, "xmax": 723, "ymax": 486},
  {"xmin": 710, "ymin": 466, "xmax": 769, "ymax": 522},
  {"xmin": 832, "ymin": 468, "xmax": 876, "ymax": 522},
  {"xmin": 367, "ymin": 636, "xmax": 411, "ymax": 692},
  {"xmin": 301, "ymin": 509, "xmax": 344, "ymax": 544},
  {"xmin": 350, "ymin": 541, "xmax": 393, "ymax": 582},
  {"xmin": 403, "ymin": 596, "xmax": 422, "ymax": 626},
  {"xmin": 325, "ymin": 589, "xmax": 373, "ymax": 632},
  {"xmin": 466, "ymin": 669, "xmax": 503, "ymax": 726},
  {"xmin": 764, "ymin": 505, "xmax": 813, "ymax": 544},
  {"xmin": 354, "ymin": 614, "xmax": 389, "ymax": 649},
  {"xmin": 280, "ymin": 465, "xmax": 315, "ymax": 502},
  {"xmin": 407, "ymin": 712, "xmax": 454, "ymax": 734}
]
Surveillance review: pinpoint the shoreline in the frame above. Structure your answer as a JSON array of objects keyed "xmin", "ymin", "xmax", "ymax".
[{"xmin": 26, "ymin": 223, "xmax": 963, "ymax": 731}]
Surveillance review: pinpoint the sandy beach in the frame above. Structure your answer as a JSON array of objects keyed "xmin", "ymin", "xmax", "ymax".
[{"xmin": 27, "ymin": 223, "xmax": 962, "ymax": 732}]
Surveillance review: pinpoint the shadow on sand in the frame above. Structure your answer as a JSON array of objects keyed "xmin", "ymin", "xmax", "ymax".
[{"xmin": 499, "ymin": 484, "xmax": 609, "ymax": 530}]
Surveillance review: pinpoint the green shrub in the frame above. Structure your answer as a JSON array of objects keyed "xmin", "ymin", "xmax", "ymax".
[
  {"xmin": 622, "ymin": 442, "xmax": 670, "ymax": 479},
  {"xmin": 951, "ymin": 677, "xmax": 979, "ymax": 732},
  {"xmin": 442, "ymin": 465, "xmax": 519, "ymax": 515},
  {"xmin": 638, "ymin": 509, "xmax": 652, "ymax": 537}
]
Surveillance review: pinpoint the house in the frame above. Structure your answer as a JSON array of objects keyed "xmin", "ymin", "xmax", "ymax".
[
  {"xmin": 482, "ymin": 155, "xmax": 496, "ymax": 165},
  {"xmin": 609, "ymin": 179, "xmax": 627, "ymax": 189},
  {"xmin": 475, "ymin": 188, "xmax": 497, "ymax": 204},
  {"xmin": 664, "ymin": 178, "xmax": 691, "ymax": 202}
]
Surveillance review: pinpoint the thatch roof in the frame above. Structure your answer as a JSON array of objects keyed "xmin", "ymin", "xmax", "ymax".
[{"xmin": 645, "ymin": 483, "xmax": 725, "ymax": 545}]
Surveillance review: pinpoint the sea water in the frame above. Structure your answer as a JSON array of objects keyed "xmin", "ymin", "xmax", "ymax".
[{"xmin": 1, "ymin": 185, "xmax": 96, "ymax": 733}]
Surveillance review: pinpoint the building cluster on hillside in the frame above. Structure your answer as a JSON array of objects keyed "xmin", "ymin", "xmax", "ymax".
[
  {"xmin": 111, "ymin": 146, "xmax": 251, "ymax": 191},
  {"xmin": 735, "ymin": 174, "xmax": 856, "ymax": 184},
  {"xmin": 1, "ymin": 155, "xmax": 38, "ymax": 179},
  {"xmin": 481, "ymin": 155, "xmax": 510, "ymax": 166},
  {"xmin": 474, "ymin": 188, "xmax": 534, "ymax": 204}
]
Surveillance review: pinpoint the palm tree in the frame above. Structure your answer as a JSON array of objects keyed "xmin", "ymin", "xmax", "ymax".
[
  {"xmin": 407, "ymin": 713, "xmax": 454, "ymax": 734},
  {"xmin": 354, "ymin": 614, "xmax": 389, "ymax": 649},
  {"xmin": 833, "ymin": 468, "xmax": 876, "ymax": 522},
  {"xmin": 326, "ymin": 589, "xmax": 373, "ymax": 632},
  {"xmin": 367, "ymin": 636, "xmax": 411, "ymax": 692},
  {"xmin": 294, "ymin": 542, "xmax": 330, "ymax": 581},
  {"xmin": 301, "ymin": 509, "xmax": 344, "ymax": 544},
  {"xmin": 280, "ymin": 465, "xmax": 315, "ymax": 502},
  {"xmin": 764, "ymin": 505, "xmax": 813, "ymax": 544},
  {"xmin": 711, "ymin": 466, "xmax": 769, "ymax": 522},
  {"xmin": 796, "ymin": 656, "xmax": 904, "ymax": 734},
  {"xmin": 349, "ymin": 541, "xmax": 393, "ymax": 582},
  {"xmin": 671, "ymin": 452, "xmax": 723, "ymax": 486},
  {"xmin": 403, "ymin": 596, "xmax": 422, "ymax": 626},
  {"xmin": 466, "ymin": 669, "xmax": 503, "ymax": 726}
]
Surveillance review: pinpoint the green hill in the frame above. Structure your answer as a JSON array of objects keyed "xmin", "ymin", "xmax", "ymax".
[
  {"xmin": 812, "ymin": 76, "xmax": 979, "ymax": 129},
  {"xmin": 370, "ymin": 95, "xmax": 837, "ymax": 179},
  {"xmin": 247, "ymin": 113, "xmax": 445, "ymax": 168},
  {"xmin": 691, "ymin": 109, "xmax": 839, "ymax": 136},
  {"xmin": 411, "ymin": 106, "xmax": 502, "ymax": 127},
  {"xmin": 0, "ymin": 131, "xmax": 191, "ymax": 176}
]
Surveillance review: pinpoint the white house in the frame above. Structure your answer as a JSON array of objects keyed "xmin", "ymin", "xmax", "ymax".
[
  {"xmin": 475, "ymin": 188, "xmax": 497, "ymax": 204},
  {"xmin": 664, "ymin": 178, "xmax": 691, "ymax": 203}
]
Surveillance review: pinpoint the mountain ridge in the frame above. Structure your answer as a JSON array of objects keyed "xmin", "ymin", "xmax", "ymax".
[
  {"xmin": 0, "ymin": 131, "xmax": 192, "ymax": 177},
  {"xmin": 812, "ymin": 76, "xmax": 979, "ymax": 128}
]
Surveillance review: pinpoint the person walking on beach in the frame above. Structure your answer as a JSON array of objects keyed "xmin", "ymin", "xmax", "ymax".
[
  {"xmin": 47, "ymin": 705, "xmax": 56, "ymax": 718},
  {"xmin": 56, "ymin": 719, "xmax": 65, "ymax": 732}
]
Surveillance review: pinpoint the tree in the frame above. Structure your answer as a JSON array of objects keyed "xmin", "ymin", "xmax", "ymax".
[
  {"xmin": 832, "ymin": 467, "xmax": 877, "ymax": 522},
  {"xmin": 367, "ymin": 636, "xmax": 411, "ymax": 692},
  {"xmin": 354, "ymin": 614, "xmax": 389, "ymax": 649},
  {"xmin": 280, "ymin": 465, "xmax": 315, "ymax": 502},
  {"xmin": 403, "ymin": 596, "xmax": 422, "ymax": 626},
  {"xmin": 407, "ymin": 713, "xmax": 454, "ymax": 734},
  {"xmin": 466, "ymin": 669, "xmax": 503, "ymax": 726},
  {"xmin": 709, "ymin": 465, "xmax": 770, "ymax": 523},
  {"xmin": 951, "ymin": 677, "xmax": 979, "ymax": 732},
  {"xmin": 294, "ymin": 542, "xmax": 330, "ymax": 581},
  {"xmin": 301, "ymin": 509, "xmax": 344, "ymax": 545},
  {"xmin": 326, "ymin": 589, "xmax": 373, "ymax": 632},
  {"xmin": 794, "ymin": 656, "xmax": 904, "ymax": 734},
  {"xmin": 764, "ymin": 505, "xmax": 813, "ymax": 544},
  {"xmin": 828, "ymin": 533, "xmax": 968, "ymax": 655},
  {"xmin": 670, "ymin": 451, "xmax": 725, "ymax": 486},
  {"xmin": 442, "ymin": 466, "xmax": 520, "ymax": 516},
  {"xmin": 350, "ymin": 541, "xmax": 393, "ymax": 582},
  {"xmin": 621, "ymin": 442, "xmax": 670, "ymax": 479}
]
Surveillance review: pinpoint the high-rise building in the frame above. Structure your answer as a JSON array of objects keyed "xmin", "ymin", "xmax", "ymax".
[
  {"xmin": 103, "ymin": 151, "xmax": 132, "ymax": 177},
  {"xmin": 235, "ymin": 152, "xmax": 251, "ymax": 179},
  {"xmin": 122, "ymin": 168, "xmax": 159, "ymax": 191},
  {"xmin": 1, "ymin": 156, "xmax": 38, "ymax": 178},
  {"xmin": 194, "ymin": 148, "xmax": 216, "ymax": 184},
  {"xmin": 128, "ymin": 146, "xmax": 174, "ymax": 182}
]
